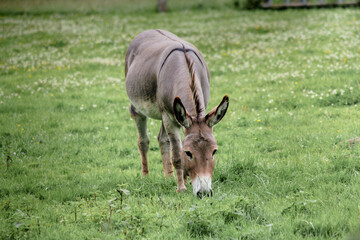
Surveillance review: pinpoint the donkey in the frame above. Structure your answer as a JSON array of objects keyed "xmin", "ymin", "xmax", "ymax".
[{"xmin": 125, "ymin": 30, "xmax": 229, "ymax": 197}]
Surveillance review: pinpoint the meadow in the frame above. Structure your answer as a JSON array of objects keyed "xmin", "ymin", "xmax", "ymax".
[{"xmin": 1, "ymin": 1, "xmax": 360, "ymax": 239}]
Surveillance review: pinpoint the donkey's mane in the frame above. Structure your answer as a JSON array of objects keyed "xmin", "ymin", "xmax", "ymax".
[
  {"xmin": 182, "ymin": 44, "xmax": 203, "ymax": 118},
  {"xmin": 156, "ymin": 30, "xmax": 203, "ymax": 118}
]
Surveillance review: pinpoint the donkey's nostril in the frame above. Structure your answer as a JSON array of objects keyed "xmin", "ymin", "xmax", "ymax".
[
  {"xmin": 204, "ymin": 190, "xmax": 212, "ymax": 197},
  {"xmin": 196, "ymin": 190, "xmax": 212, "ymax": 199}
]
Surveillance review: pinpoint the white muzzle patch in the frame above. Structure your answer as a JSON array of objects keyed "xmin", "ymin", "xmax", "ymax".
[{"xmin": 192, "ymin": 175, "xmax": 212, "ymax": 195}]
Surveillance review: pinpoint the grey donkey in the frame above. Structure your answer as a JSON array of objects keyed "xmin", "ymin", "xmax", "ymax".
[{"xmin": 125, "ymin": 29, "xmax": 229, "ymax": 196}]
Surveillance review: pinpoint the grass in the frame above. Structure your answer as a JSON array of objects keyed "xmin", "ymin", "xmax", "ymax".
[{"xmin": 1, "ymin": 1, "xmax": 360, "ymax": 239}]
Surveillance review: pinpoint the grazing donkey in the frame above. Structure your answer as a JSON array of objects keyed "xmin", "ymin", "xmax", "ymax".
[{"xmin": 125, "ymin": 30, "xmax": 229, "ymax": 197}]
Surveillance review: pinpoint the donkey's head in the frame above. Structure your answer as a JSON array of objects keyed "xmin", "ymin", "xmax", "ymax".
[{"xmin": 173, "ymin": 95, "xmax": 229, "ymax": 197}]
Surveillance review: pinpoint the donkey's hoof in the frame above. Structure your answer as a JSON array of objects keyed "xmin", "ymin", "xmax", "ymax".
[
  {"xmin": 176, "ymin": 186, "xmax": 187, "ymax": 193},
  {"xmin": 142, "ymin": 171, "xmax": 149, "ymax": 176}
]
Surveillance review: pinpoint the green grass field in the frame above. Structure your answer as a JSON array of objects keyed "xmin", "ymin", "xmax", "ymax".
[{"xmin": 1, "ymin": 1, "xmax": 360, "ymax": 239}]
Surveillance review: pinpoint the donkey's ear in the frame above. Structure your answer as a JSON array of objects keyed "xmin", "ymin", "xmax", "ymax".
[
  {"xmin": 173, "ymin": 97, "xmax": 192, "ymax": 128},
  {"xmin": 205, "ymin": 95, "xmax": 229, "ymax": 128}
]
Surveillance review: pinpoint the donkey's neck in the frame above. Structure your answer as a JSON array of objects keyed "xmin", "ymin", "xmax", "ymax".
[
  {"xmin": 175, "ymin": 73, "xmax": 206, "ymax": 119},
  {"xmin": 158, "ymin": 50, "xmax": 206, "ymax": 119}
]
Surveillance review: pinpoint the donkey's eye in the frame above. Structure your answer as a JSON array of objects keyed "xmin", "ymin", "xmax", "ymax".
[
  {"xmin": 185, "ymin": 151, "xmax": 193, "ymax": 159},
  {"xmin": 212, "ymin": 149, "xmax": 217, "ymax": 157}
]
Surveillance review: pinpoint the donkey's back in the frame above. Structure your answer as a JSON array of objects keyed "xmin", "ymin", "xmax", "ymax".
[{"xmin": 125, "ymin": 29, "xmax": 198, "ymax": 77}]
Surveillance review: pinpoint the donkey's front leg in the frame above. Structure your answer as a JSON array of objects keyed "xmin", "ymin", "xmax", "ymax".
[
  {"xmin": 169, "ymin": 132, "xmax": 186, "ymax": 192},
  {"xmin": 130, "ymin": 104, "xmax": 149, "ymax": 176},
  {"xmin": 158, "ymin": 122, "xmax": 174, "ymax": 177},
  {"xmin": 163, "ymin": 116, "xmax": 186, "ymax": 192}
]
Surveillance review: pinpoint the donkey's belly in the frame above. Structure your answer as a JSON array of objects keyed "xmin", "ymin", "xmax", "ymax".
[
  {"xmin": 131, "ymin": 99, "xmax": 162, "ymax": 120},
  {"xmin": 126, "ymin": 63, "xmax": 162, "ymax": 120}
]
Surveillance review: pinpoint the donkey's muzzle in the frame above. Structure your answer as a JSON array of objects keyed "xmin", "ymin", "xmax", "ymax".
[{"xmin": 192, "ymin": 175, "xmax": 212, "ymax": 197}]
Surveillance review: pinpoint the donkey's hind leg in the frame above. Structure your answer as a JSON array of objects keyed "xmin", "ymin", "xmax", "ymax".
[
  {"xmin": 158, "ymin": 122, "xmax": 174, "ymax": 177},
  {"xmin": 129, "ymin": 104, "xmax": 149, "ymax": 176}
]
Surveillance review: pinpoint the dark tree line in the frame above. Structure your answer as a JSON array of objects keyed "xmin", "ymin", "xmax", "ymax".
[{"xmin": 157, "ymin": 0, "xmax": 168, "ymax": 12}]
